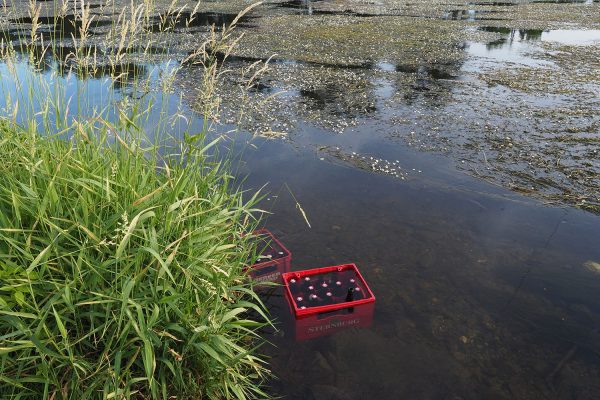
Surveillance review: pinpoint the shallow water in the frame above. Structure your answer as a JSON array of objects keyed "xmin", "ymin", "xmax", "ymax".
[{"xmin": 2, "ymin": 0, "xmax": 600, "ymax": 398}]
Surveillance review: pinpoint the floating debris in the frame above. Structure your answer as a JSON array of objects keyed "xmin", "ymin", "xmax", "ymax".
[{"xmin": 583, "ymin": 260, "xmax": 600, "ymax": 274}]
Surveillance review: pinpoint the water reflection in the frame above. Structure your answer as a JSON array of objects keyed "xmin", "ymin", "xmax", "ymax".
[
  {"xmin": 480, "ymin": 27, "xmax": 544, "ymax": 49},
  {"xmin": 277, "ymin": 0, "xmax": 315, "ymax": 15},
  {"xmin": 444, "ymin": 9, "xmax": 503, "ymax": 21},
  {"xmin": 479, "ymin": 26, "xmax": 600, "ymax": 47},
  {"xmin": 146, "ymin": 11, "xmax": 256, "ymax": 33},
  {"xmin": 542, "ymin": 29, "xmax": 600, "ymax": 45},
  {"xmin": 8, "ymin": 14, "xmax": 113, "ymax": 39},
  {"xmin": 0, "ymin": 59, "xmax": 181, "ymax": 139},
  {"xmin": 463, "ymin": 27, "xmax": 600, "ymax": 67},
  {"xmin": 275, "ymin": 0, "xmax": 392, "ymax": 17},
  {"xmin": 0, "ymin": 39, "xmax": 148, "ymax": 87}
]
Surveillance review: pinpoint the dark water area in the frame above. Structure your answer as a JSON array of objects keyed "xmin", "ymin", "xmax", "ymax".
[
  {"xmin": 3, "ymin": 11, "xmax": 254, "ymax": 43},
  {"xmin": 533, "ymin": 0, "xmax": 593, "ymax": 3},
  {"xmin": 2, "ymin": 3, "xmax": 600, "ymax": 397},
  {"xmin": 276, "ymin": 0, "xmax": 391, "ymax": 17},
  {"xmin": 444, "ymin": 9, "xmax": 504, "ymax": 21},
  {"xmin": 8, "ymin": 14, "xmax": 113, "ymax": 38},
  {"xmin": 146, "ymin": 11, "xmax": 256, "ymax": 33},
  {"xmin": 241, "ymin": 122, "xmax": 600, "ymax": 399},
  {"xmin": 469, "ymin": 1, "xmax": 518, "ymax": 5}
]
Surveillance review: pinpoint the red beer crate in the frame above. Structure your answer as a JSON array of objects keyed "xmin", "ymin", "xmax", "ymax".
[
  {"xmin": 282, "ymin": 263, "xmax": 375, "ymax": 341},
  {"xmin": 245, "ymin": 229, "xmax": 291, "ymax": 284}
]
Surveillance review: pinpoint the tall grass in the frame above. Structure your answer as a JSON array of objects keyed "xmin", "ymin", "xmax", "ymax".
[{"xmin": 0, "ymin": 1, "xmax": 273, "ymax": 399}]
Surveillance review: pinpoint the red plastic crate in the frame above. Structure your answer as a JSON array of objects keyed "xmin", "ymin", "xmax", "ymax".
[
  {"xmin": 282, "ymin": 264, "xmax": 375, "ymax": 340},
  {"xmin": 245, "ymin": 229, "xmax": 291, "ymax": 284}
]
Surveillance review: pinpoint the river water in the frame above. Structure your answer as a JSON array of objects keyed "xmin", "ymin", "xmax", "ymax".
[{"xmin": 2, "ymin": 1, "xmax": 600, "ymax": 398}]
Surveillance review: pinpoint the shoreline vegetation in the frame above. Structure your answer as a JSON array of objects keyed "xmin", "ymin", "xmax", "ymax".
[{"xmin": 0, "ymin": 1, "xmax": 274, "ymax": 399}]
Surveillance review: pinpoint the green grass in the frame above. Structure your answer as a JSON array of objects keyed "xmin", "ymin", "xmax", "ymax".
[
  {"xmin": 0, "ymin": 115, "xmax": 270, "ymax": 399},
  {"xmin": 0, "ymin": 2, "xmax": 276, "ymax": 398}
]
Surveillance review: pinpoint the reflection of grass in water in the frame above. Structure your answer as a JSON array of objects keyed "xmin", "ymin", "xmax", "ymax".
[{"xmin": 0, "ymin": 1, "xmax": 275, "ymax": 399}]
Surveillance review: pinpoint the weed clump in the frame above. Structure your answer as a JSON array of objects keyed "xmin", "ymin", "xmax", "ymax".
[{"xmin": 0, "ymin": 119, "xmax": 270, "ymax": 399}]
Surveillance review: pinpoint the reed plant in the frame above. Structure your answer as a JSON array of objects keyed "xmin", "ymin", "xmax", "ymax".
[{"xmin": 0, "ymin": 1, "xmax": 273, "ymax": 399}]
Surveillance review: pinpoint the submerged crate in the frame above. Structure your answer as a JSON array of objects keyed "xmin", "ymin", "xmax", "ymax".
[
  {"xmin": 282, "ymin": 263, "xmax": 375, "ymax": 341},
  {"xmin": 245, "ymin": 229, "xmax": 291, "ymax": 284}
]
